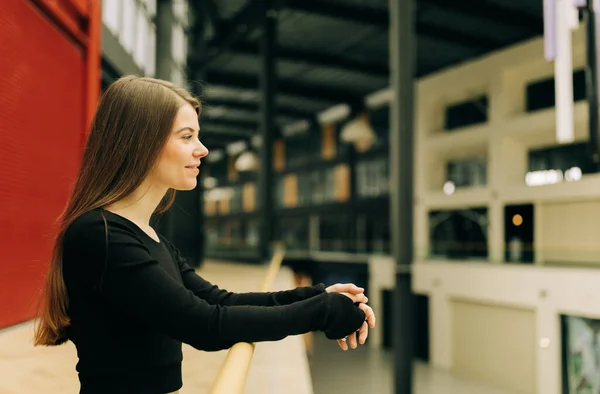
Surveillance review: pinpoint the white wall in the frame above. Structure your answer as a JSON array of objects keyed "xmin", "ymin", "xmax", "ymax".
[
  {"xmin": 413, "ymin": 27, "xmax": 592, "ymax": 264},
  {"xmin": 405, "ymin": 21, "xmax": 600, "ymax": 394},
  {"xmin": 411, "ymin": 261, "xmax": 600, "ymax": 394}
]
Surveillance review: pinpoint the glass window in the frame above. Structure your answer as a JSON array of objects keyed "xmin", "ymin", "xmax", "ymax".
[
  {"xmin": 121, "ymin": 0, "xmax": 137, "ymax": 54},
  {"xmin": 357, "ymin": 157, "xmax": 389, "ymax": 198},
  {"xmin": 444, "ymin": 96, "xmax": 488, "ymax": 131},
  {"xmin": 324, "ymin": 168, "xmax": 336, "ymax": 202},
  {"xmin": 319, "ymin": 214, "xmax": 351, "ymax": 252},
  {"xmin": 134, "ymin": 7, "xmax": 147, "ymax": 71},
  {"xmin": 171, "ymin": 24, "xmax": 187, "ymax": 66},
  {"xmin": 277, "ymin": 216, "xmax": 309, "ymax": 251},
  {"xmin": 526, "ymin": 69, "xmax": 586, "ymax": 112},
  {"xmin": 171, "ymin": 67, "xmax": 185, "ymax": 88},
  {"xmin": 145, "ymin": 24, "xmax": 156, "ymax": 77},
  {"xmin": 172, "ymin": 0, "xmax": 189, "ymax": 26},
  {"xmin": 429, "ymin": 208, "xmax": 488, "ymax": 260},
  {"xmin": 526, "ymin": 142, "xmax": 597, "ymax": 186},
  {"xmin": 144, "ymin": 0, "xmax": 157, "ymax": 16},
  {"xmin": 229, "ymin": 185, "xmax": 243, "ymax": 214},
  {"xmin": 446, "ymin": 157, "xmax": 487, "ymax": 188},
  {"xmin": 102, "ymin": 0, "xmax": 121, "ymax": 35}
]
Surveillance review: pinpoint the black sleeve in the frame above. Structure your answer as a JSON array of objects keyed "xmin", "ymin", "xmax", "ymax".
[
  {"xmin": 67, "ymin": 216, "xmax": 364, "ymax": 351},
  {"xmin": 165, "ymin": 240, "xmax": 327, "ymax": 307}
]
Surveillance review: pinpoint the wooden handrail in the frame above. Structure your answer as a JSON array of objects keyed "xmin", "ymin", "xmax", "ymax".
[{"xmin": 208, "ymin": 243, "xmax": 285, "ymax": 394}]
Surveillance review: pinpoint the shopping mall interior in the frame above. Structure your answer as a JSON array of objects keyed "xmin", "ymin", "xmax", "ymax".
[{"xmin": 2, "ymin": 0, "xmax": 600, "ymax": 393}]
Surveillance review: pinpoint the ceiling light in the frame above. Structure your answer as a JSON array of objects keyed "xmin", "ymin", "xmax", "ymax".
[
  {"xmin": 235, "ymin": 151, "xmax": 259, "ymax": 172},
  {"xmin": 340, "ymin": 113, "xmax": 376, "ymax": 145}
]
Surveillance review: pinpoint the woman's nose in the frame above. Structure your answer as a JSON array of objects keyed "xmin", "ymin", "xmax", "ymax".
[{"xmin": 194, "ymin": 142, "xmax": 209, "ymax": 158}]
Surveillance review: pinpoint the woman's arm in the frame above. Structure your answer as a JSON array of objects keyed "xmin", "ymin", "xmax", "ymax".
[
  {"xmin": 67, "ymin": 219, "xmax": 366, "ymax": 351},
  {"xmin": 166, "ymin": 240, "xmax": 327, "ymax": 306}
]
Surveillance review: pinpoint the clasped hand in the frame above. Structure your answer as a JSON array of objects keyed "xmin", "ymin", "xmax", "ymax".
[{"xmin": 325, "ymin": 283, "xmax": 376, "ymax": 351}]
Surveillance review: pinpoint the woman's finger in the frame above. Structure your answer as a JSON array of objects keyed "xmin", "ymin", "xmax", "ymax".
[
  {"xmin": 348, "ymin": 331, "xmax": 358, "ymax": 349},
  {"xmin": 337, "ymin": 338, "xmax": 348, "ymax": 351},
  {"xmin": 353, "ymin": 293, "xmax": 368, "ymax": 303},
  {"xmin": 345, "ymin": 292, "xmax": 368, "ymax": 304},
  {"xmin": 358, "ymin": 321, "xmax": 369, "ymax": 345},
  {"xmin": 359, "ymin": 303, "xmax": 376, "ymax": 328},
  {"xmin": 332, "ymin": 283, "xmax": 364, "ymax": 294}
]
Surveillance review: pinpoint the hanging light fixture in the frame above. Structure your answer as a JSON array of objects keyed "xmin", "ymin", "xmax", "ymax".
[
  {"xmin": 235, "ymin": 150, "xmax": 259, "ymax": 172},
  {"xmin": 340, "ymin": 112, "xmax": 376, "ymax": 148}
]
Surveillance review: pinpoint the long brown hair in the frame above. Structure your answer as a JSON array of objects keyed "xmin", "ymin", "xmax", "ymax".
[{"xmin": 34, "ymin": 76, "xmax": 201, "ymax": 346}]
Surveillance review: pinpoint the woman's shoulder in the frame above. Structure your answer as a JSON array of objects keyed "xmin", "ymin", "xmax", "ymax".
[{"xmin": 64, "ymin": 208, "xmax": 140, "ymax": 247}]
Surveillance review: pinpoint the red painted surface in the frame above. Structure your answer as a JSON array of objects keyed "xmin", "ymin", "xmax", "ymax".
[{"xmin": 0, "ymin": 0, "xmax": 99, "ymax": 329}]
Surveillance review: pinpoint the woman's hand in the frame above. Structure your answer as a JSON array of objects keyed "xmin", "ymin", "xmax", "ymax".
[
  {"xmin": 336, "ymin": 303, "xmax": 376, "ymax": 351},
  {"xmin": 326, "ymin": 283, "xmax": 368, "ymax": 304},
  {"xmin": 325, "ymin": 283, "xmax": 376, "ymax": 350}
]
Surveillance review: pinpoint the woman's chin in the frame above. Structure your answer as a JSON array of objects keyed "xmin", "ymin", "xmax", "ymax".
[{"xmin": 172, "ymin": 180, "xmax": 197, "ymax": 191}]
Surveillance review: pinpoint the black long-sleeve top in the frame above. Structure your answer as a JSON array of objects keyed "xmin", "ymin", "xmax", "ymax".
[{"xmin": 62, "ymin": 209, "xmax": 365, "ymax": 394}]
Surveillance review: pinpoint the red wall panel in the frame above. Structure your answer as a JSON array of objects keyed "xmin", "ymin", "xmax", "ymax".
[{"xmin": 0, "ymin": 0, "xmax": 85, "ymax": 328}]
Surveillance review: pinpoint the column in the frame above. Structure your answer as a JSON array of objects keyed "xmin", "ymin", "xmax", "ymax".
[
  {"xmin": 258, "ymin": 1, "xmax": 277, "ymax": 263},
  {"xmin": 389, "ymin": 0, "xmax": 416, "ymax": 393}
]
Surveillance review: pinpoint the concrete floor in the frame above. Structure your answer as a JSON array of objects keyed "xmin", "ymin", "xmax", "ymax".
[{"xmin": 310, "ymin": 332, "xmax": 518, "ymax": 394}]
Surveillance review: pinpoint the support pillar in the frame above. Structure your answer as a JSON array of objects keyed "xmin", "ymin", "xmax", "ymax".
[
  {"xmin": 584, "ymin": 1, "xmax": 600, "ymax": 169},
  {"xmin": 258, "ymin": 2, "xmax": 277, "ymax": 263},
  {"xmin": 389, "ymin": 0, "xmax": 416, "ymax": 393}
]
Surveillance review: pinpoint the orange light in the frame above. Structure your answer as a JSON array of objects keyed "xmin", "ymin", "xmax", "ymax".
[{"xmin": 512, "ymin": 214, "xmax": 523, "ymax": 227}]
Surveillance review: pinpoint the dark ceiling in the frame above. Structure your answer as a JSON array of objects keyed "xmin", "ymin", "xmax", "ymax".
[{"xmin": 189, "ymin": 0, "xmax": 544, "ymax": 149}]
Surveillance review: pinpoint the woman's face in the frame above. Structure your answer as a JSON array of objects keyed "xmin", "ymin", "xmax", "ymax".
[{"xmin": 151, "ymin": 103, "xmax": 208, "ymax": 191}]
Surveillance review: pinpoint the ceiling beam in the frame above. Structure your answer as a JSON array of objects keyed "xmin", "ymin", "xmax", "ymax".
[
  {"xmin": 203, "ymin": 98, "xmax": 316, "ymax": 119},
  {"xmin": 213, "ymin": 41, "xmax": 389, "ymax": 78},
  {"xmin": 205, "ymin": 70, "xmax": 364, "ymax": 105},
  {"xmin": 192, "ymin": 1, "xmax": 266, "ymax": 71},
  {"xmin": 420, "ymin": 0, "xmax": 543, "ymax": 34},
  {"xmin": 284, "ymin": 0, "xmax": 503, "ymax": 51}
]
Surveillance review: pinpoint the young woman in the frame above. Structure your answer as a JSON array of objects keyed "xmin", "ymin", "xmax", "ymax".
[{"xmin": 33, "ymin": 76, "xmax": 375, "ymax": 394}]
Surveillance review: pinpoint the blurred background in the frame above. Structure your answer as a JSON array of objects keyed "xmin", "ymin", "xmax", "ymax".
[{"xmin": 2, "ymin": 0, "xmax": 600, "ymax": 393}]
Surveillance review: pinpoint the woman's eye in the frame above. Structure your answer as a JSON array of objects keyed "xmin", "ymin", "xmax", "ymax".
[{"xmin": 183, "ymin": 135, "xmax": 193, "ymax": 140}]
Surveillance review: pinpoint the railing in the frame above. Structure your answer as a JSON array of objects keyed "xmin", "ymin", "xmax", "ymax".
[{"xmin": 208, "ymin": 243, "xmax": 285, "ymax": 394}]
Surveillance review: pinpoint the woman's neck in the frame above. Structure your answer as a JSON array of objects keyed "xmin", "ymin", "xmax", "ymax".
[{"xmin": 104, "ymin": 181, "xmax": 168, "ymax": 227}]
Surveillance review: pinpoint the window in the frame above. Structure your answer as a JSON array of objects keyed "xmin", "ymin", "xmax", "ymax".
[
  {"xmin": 429, "ymin": 208, "xmax": 488, "ymax": 260},
  {"xmin": 444, "ymin": 96, "xmax": 488, "ymax": 130},
  {"xmin": 145, "ymin": 24, "xmax": 156, "ymax": 76},
  {"xmin": 368, "ymin": 106, "xmax": 390, "ymax": 149},
  {"xmin": 102, "ymin": 0, "xmax": 156, "ymax": 75},
  {"xmin": 526, "ymin": 69, "xmax": 586, "ymax": 112},
  {"xmin": 102, "ymin": 0, "xmax": 121, "ymax": 34},
  {"xmin": 134, "ymin": 5, "xmax": 148, "ymax": 70},
  {"xmin": 172, "ymin": 0, "xmax": 189, "ymax": 26},
  {"xmin": 527, "ymin": 142, "xmax": 596, "ymax": 186},
  {"xmin": 285, "ymin": 134, "xmax": 319, "ymax": 168},
  {"xmin": 319, "ymin": 214, "xmax": 351, "ymax": 252},
  {"xmin": 229, "ymin": 185, "xmax": 243, "ymax": 214},
  {"xmin": 121, "ymin": 0, "xmax": 137, "ymax": 54},
  {"xmin": 144, "ymin": 0, "xmax": 157, "ymax": 16},
  {"xmin": 171, "ymin": 24, "xmax": 187, "ymax": 66},
  {"xmin": 357, "ymin": 213, "xmax": 390, "ymax": 254},
  {"xmin": 357, "ymin": 157, "xmax": 389, "ymax": 198},
  {"xmin": 446, "ymin": 157, "xmax": 487, "ymax": 188},
  {"xmin": 276, "ymin": 216, "xmax": 309, "ymax": 251}
]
